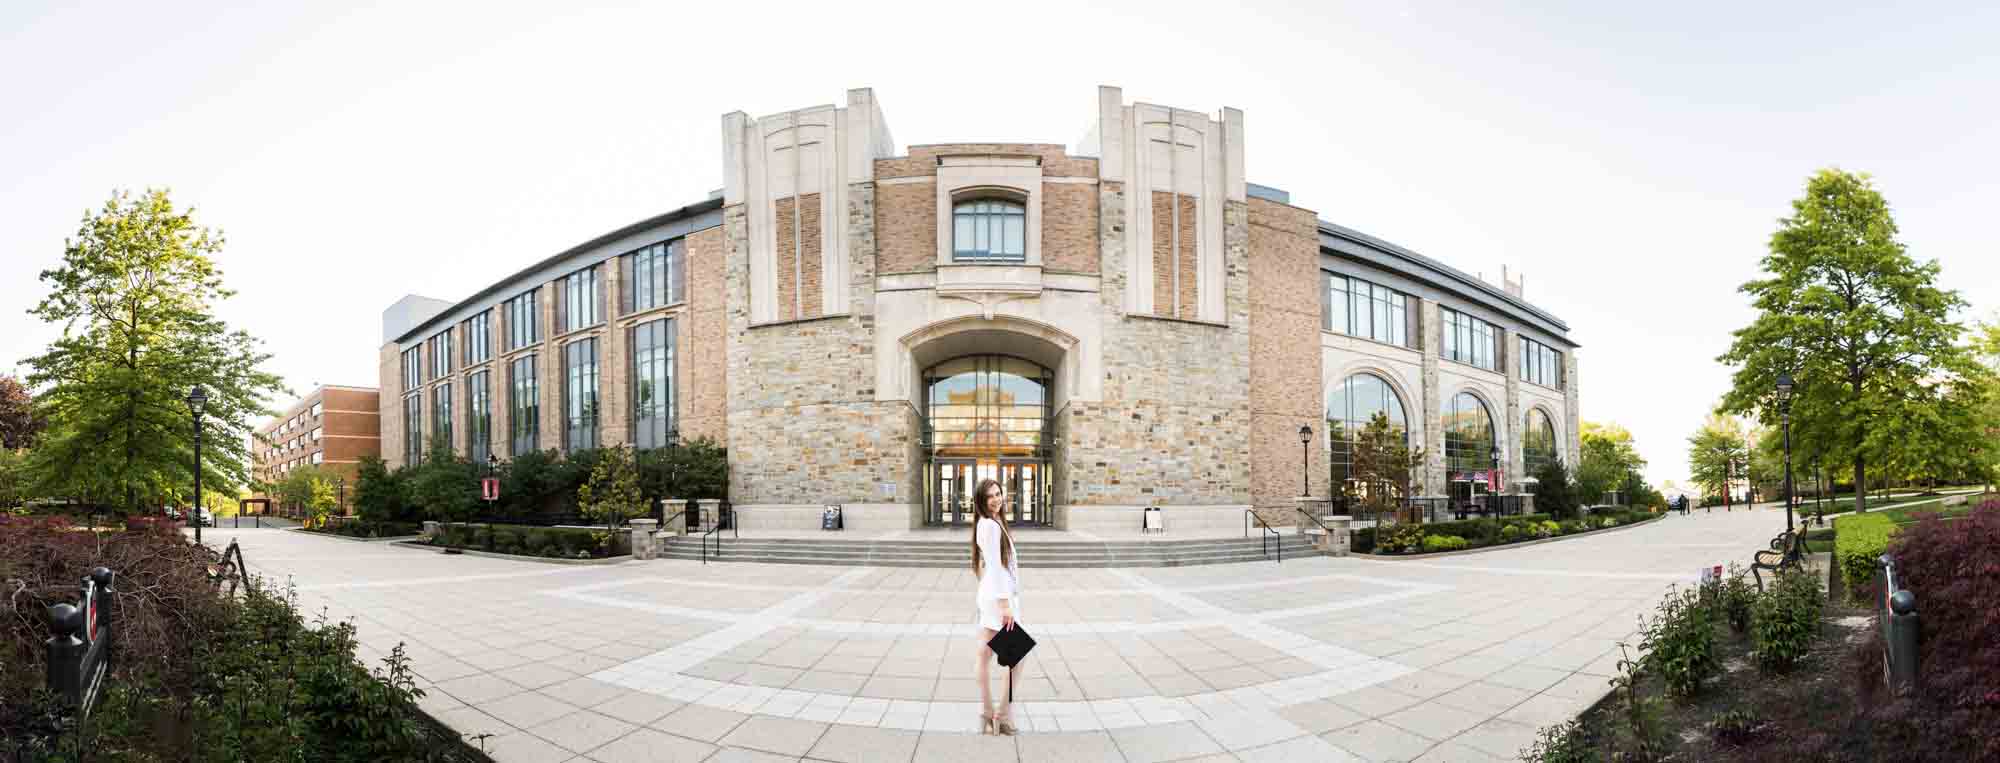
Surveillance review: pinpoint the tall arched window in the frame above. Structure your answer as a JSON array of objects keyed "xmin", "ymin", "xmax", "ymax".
[
  {"xmin": 1523, "ymin": 408, "xmax": 1558, "ymax": 476},
  {"xmin": 952, "ymin": 198, "xmax": 1026, "ymax": 262},
  {"xmin": 1444, "ymin": 392, "xmax": 1496, "ymax": 475},
  {"xmin": 1327, "ymin": 373, "xmax": 1409, "ymax": 493}
]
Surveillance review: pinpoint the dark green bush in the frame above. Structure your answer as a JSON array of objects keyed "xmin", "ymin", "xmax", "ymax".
[
  {"xmin": 1640, "ymin": 585, "xmax": 1718, "ymax": 700},
  {"xmin": 1719, "ymin": 564, "xmax": 1756, "ymax": 634},
  {"xmin": 1519, "ymin": 718, "xmax": 1594, "ymax": 763},
  {"xmin": 1351, "ymin": 526, "xmax": 1375, "ymax": 553},
  {"xmin": 492, "ymin": 527, "xmax": 520, "ymax": 553},
  {"xmin": 523, "ymin": 529, "xmax": 551, "ymax": 555},
  {"xmin": 1750, "ymin": 568, "xmax": 1822, "ymax": 672},
  {"xmin": 1380, "ymin": 523, "xmax": 1427, "ymax": 554}
]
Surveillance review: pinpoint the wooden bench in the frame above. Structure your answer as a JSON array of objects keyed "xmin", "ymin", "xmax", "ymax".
[{"xmin": 1750, "ymin": 530, "xmax": 1805, "ymax": 591}]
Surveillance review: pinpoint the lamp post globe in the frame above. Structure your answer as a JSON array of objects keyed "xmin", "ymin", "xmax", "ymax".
[{"xmin": 1776, "ymin": 372, "xmax": 1795, "ymax": 533}]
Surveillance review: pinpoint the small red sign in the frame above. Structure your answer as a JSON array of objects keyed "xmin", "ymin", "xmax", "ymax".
[
  {"xmin": 481, "ymin": 478, "xmax": 499, "ymax": 502},
  {"xmin": 1489, "ymin": 469, "xmax": 1502, "ymax": 492},
  {"xmin": 85, "ymin": 583, "xmax": 99, "ymax": 642}
]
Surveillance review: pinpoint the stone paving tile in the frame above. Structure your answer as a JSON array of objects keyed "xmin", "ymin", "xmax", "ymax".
[
  {"xmin": 526, "ymin": 710, "xmax": 638, "ymax": 755},
  {"xmin": 805, "ymin": 724, "xmax": 922, "ymax": 763},
  {"xmin": 1108, "ymin": 721, "xmax": 1225, "ymax": 763},
  {"xmin": 583, "ymin": 727, "xmax": 716, "ymax": 763},
  {"xmin": 911, "ymin": 730, "xmax": 1020, "ymax": 762},
  {"xmin": 719, "ymin": 716, "xmax": 829, "ymax": 757},
  {"xmin": 1237, "ymin": 733, "xmax": 1360, "ymax": 762},
  {"xmin": 203, "ymin": 510, "xmax": 1801, "ymax": 763},
  {"xmin": 481, "ymin": 691, "xmax": 580, "ymax": 730},
  {"xmin": 483, "ymin": 730, "xmax": 575, "ymax": 763},
  {"xmin": 1412, "ymin": 739, "xmax": 1505, "ymax": 762},
  {"xmin": 650, "ymin": 703, "xmax": 749, "ymax": 743},
  {"xmin": 1320, "ymin": 720, "xmax": 1435, "ymax": 763},
  {"xmin": 1013, "ymin": 730, "xmax": 1127, "ymax": 762}
]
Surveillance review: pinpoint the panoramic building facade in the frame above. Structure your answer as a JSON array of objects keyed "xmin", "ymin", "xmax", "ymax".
[{"xmin": 376, "ymin": 86, "xmax": 1580, "ymax": 533}]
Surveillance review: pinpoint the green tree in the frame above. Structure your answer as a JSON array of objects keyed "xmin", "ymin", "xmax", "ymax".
[
  {"xmin": 1577, "ymin": 422, "xmax": 1646, "ymax": 505},
  {"xmin": 0, "ymin": 375, "xmax": 44, "ymax": 450},
  {"xmin": 1688, "ymin": 414, "xmax": 1748, "ymax": 506},
  {"xmin": 408, "ymin": 432, "xmax": 476, "ymax": 522},
  {"xmin": 351, "ymin": 455, "xmax": 411, "ymax": 523},
  {"xmin": 1717, "ymin": 169, "xmax": 1980, "ymax": 513},
  {"xmin": 1968, "ymin": 316, "xmax": 2000, "ymax": 490},
  {"xmin": 1333, "ymin": 412, "xmax": 1424, "ymax": 518},
  {"xmin": 577, "ymin": 444, "xmax": 642, "ymax": 531},
  {"xmin": 1531, "ymin": 458, "xmax": 1578, "ymax": 519},
  {"xmin": 305, "ymin": 475, "xmax": 337, "ymax": 529},
  {"xmin": 498, "ymin": 449, "xmax": 562, "ymax": 515},
  {"xmin": 0, "ymin": 448, "xmax": 27, "ymax": 510},
  {"xmin": 21, "ymin": 190, "xmax": 285, "ymax": 512}
]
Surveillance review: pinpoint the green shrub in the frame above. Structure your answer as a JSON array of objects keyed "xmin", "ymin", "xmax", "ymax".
[
  {"xmin": 1535, "ymin": 520, "xmax": 1561, "ymax": 538},
  {"xmin": 523, "ymin": 529, "xmax": 551, "ymax": 555},
  {"xmin": 1384, "ymin": 523, "xmax": 1432, "ymax": 555},
  {"xmin": 1559, "ymin": 519, "xmax": 1586, "ymax": 535},
  {"xmin": 1520, "ymin": 718, "xmax": 1594, "ymax": 763},
  {"xmin": 1718, "ymin": 564, "xmax": 1756, "ymax": 634},
  {"xmin": 1750, "ymin": 568, "xmax": 1822, "ymax": 672},
  {"xmin": 1834, "ymin": 512, "xmax": 1897, "ymax": 600},
  {"xmin": 1421, "ymin": 534, "xmax": 1468, "ymax": 552},
  {"xmin": 1639, "ymin": 585, "xmax": 1718, "ymax": 700},
  {"xmin": 492, "ymin": 528, "xmax": 520, "ymax": 553},
  {"xmin": 1500, "ymin": 523, "xmax": 1524, "ymax": 543},
  {"xmin": 470, "ymin": 526, "xmax": 492, "ymax": 550}
]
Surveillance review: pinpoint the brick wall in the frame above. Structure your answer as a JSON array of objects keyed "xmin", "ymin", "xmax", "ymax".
[
  {"xmin": 1149, "ymin": 191, "xmax": 1202, "ymax": 319},
  {"xmin": 799, "ymin": 192, "xmax": 823, "ymax": 319},
  {"xmin": 775, "ymin": 196, "xmax": 798, "ymax": 322},
  {"xmin": 1041, "ymin": 182, "xmax": 1099, "ymax": 274},
  {"xmin": 1247, "ymin": 198, "xmax": 1325, "ymax": 522},
  {"xmin": 682, "ymin": 225, "xmax": 728, "ymax": 441},
  {"xmin": 879, "ymin": 144, "xmax": 1096, "ymax": 179},
  {"xmin": 875, "ymin": 181, "xmax": 935, "ymax": 274}
]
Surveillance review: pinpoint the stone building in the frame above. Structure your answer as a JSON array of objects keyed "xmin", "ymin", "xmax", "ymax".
[{"xmin": 375, "ymin": 86, "xmax": 1580, "ymax": 533}]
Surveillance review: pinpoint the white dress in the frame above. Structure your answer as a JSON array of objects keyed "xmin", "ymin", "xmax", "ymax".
[{"xmin": 974, "ymin": 517, "xmax": 1022, "ymax": 631}]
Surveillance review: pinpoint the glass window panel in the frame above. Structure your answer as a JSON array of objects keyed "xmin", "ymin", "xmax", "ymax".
[{"xmin": 1002, "ymin": 213, "xmax": 1024, "ymax": 255}]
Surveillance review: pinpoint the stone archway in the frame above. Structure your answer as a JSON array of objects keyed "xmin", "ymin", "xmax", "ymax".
[{"xmin": 899, "ymin": 315, "xmax": 1077, "ymax": 526}]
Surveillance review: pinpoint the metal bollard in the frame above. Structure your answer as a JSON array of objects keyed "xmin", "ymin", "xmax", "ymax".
[{"xmin": 1885, "ymin": 589, "xmax": 1920, "ymax": 693}]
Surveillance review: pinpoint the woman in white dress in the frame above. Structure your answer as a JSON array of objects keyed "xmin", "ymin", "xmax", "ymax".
[{"xmin": 969, "ymin": 477, "xmax": 1021, "ymax": 735}]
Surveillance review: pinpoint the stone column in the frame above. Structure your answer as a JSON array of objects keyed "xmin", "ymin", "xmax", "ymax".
[
  {"xmin": 662, "ymin": 499, "xmax": 690, "ymax": 535},
  {"xmin": 1502, "ymin": 328, "xmax": 1525, "ymax": 492},
  {"xmin": 1419, "ymin": 299, "xmax": 1445, "ymax": 495},
  {"xmin": 1325, "ymin": 516, "xmax": 1352, "ymax": 557},
  {"xmin": 1564, "ymin": 353, "xmax": 1583, "ymax": 468},
  {"xmin": 629, "ymin": 519, "xmax": 659, "ymax": 560}
]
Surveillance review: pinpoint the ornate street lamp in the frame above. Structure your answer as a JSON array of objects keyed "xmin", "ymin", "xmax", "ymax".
[
  {"xmin": 1298, "ymin": 424, "xmax": 1313, "ymax": 497},
  {"xmin": 186, "ymin": 386, "xmax": 208, "ymax": 545},
  {"xmin": 1777, "ymin": 372, "xmax": 1796, "ymax": 533}
]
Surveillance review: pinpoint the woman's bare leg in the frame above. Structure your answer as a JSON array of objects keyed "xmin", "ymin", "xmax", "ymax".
[
  {"xmin": 997, "ymin": 660, "xmax": 1017, "ymax": 725},
  {"xmin": 975, "ymin": 627, "xmax": 997, "ymax": 721}
]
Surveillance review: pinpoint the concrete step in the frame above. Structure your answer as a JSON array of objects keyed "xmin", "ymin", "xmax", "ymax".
[{"xmin": 656, "ymin": 535, "xmax": 1313, "ymax": 568}]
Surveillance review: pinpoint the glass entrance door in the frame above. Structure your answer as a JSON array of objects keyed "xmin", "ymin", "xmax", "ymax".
[
  {"xmin": 999, "ymin": 460, "xmax": 1041, "ymax": 525},
  {"xmin": 933, "ymin": 459, "xmax": 975, "ymax": 525}
]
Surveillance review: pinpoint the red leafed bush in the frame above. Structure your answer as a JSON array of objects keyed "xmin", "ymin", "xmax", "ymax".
[
  {"xmin": 1, "ymin": 515, "xmax": 225, "ymax": 746},
  {"xmin": 1862, "ymin": 499, "xmax": 2000, "ymax": 761}
]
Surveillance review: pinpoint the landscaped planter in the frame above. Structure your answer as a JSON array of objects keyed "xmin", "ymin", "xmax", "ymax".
[
  {"xmin": 419, "ymin": 522, "xmax": 633, "ymax": 561},
  {"xmin": 1358, "ymin": 511, "xmax": 1665, "ymax": 559}
]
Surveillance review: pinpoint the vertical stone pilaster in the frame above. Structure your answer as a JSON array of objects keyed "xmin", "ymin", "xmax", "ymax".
[
  {"xmin": 602, "ymin": 257, "xmax": 629, "ymax": 449},
  {"xmin": 1420, "ymin": 299, "xmax": 1445, "ymax": 495},
  {"xmin": 1099, "ymin": 181, "xmax": 1127, "ymax": 316},
  {"xmin": 848, "ymin": 182, "xmax": 876, "ymax": 318},
  {"xmin": 538, "ymin": 282, "xmax": 562, "ymax": 453},
  {"xmin": 1502, "ymin": 328, "xmax": 1524, "ymax": 491},
  {"xmin": 1565, "ymin": 353, "xmax": 1583, "ymax": 468}
]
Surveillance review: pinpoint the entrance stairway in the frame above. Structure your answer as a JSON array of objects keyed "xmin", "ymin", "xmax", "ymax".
[{"xmin": 658, "ymin": 533, "xmax": 1316, "ymax": 568}]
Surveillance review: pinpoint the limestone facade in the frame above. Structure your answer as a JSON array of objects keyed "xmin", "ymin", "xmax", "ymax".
[{"xmin": 373, "ymin": 85, "xmax": 1581, "ymax": 532}]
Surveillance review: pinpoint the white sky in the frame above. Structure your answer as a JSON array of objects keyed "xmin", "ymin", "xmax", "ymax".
[{"xmin": 4, "ymin": 1, "xmax": 1996, "ymax": 487}]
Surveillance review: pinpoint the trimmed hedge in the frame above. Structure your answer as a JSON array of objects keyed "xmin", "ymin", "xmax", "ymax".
[
  {"xmin": 431, "ymin": 522, "xmax": 627, "ymax": 559},
  {"xmin": 1833, "ymin": 512, "xmax": 1897, "ymax": 599},
  {"xmin": 1359, "ymin": 509, "xmax": 1654, "ymax": 556},
  {"xmin": 310, "ymin": 520, "xmax": 422, "ymax": 539}
]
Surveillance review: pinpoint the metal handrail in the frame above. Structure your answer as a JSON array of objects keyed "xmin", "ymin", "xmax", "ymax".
[
  {"xmin": 701, "ymin": 523, "xmax": 722, "ymax": 565},
  {"xmin": 1296, "ymin": 506, "xmax": 1333, "ymax": 536},
  {"xmin": 1244, "ymin": 510, "xmax": 1281, "ymax": 563}
]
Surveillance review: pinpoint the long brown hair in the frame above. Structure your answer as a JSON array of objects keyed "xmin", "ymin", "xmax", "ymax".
[{"xmin": 969, "ymin": 478, "xmax": 1014, "ymax": 575}]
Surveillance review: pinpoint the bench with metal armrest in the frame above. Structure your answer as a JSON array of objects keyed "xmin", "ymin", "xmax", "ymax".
[{"xmin": 1750, "ymin": 530, "xmax": 1806, "ymax": 591}]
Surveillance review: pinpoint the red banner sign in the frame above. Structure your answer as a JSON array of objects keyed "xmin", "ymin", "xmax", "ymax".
[{"xmin": 481, "ymin": 477, "xmax": 499, "ymax": 502}]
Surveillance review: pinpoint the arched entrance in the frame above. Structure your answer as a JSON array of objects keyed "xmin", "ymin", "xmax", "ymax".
[{"xmin": 924, "ymin": 354, "xmax": 1053, "ymax": 526}]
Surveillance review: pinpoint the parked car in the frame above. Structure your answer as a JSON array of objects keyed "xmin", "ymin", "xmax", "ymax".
[{"xmin": 194, "ymin": 507, "xmax": 214, "ymax": 527}]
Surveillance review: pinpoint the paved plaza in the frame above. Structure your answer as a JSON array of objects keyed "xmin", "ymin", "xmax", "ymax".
[{"xmin": 204, "ymin": 508, "xmax": 1793, "ymax": 762}]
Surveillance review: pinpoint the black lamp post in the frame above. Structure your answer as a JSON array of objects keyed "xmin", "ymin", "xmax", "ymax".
[
  {"xmin": 336, "ymin": 477, "xmax": 346, "ymax": 516},
  {"xmin": 1777, "ymin": 372, "xmax": 1795, "ymax": 533},
  {"xmin": 186, "ymin": 386, "xmax": 208, "ymax": 545},
  {"xmin": 1298, "ymin": 424, "xmax": 1312, "ymax": 497},
  {"xmin": 1490, "ymin": 445, "xmax": 1501, "ymax": 509}
]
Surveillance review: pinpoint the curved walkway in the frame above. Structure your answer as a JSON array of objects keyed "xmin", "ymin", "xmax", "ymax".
[{"xmin": 200, "ymin": 506, "xmax": 1789, "ymax": 763}]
